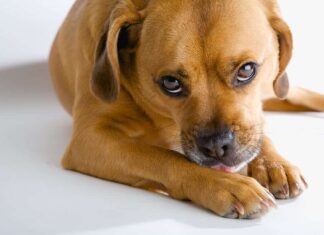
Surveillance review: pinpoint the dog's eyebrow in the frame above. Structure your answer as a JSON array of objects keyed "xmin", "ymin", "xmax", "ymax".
[
  {"xmin": 176, "ymin": 68, "xmax": 189, "ymax": 78},
  {"xmin": 219, "ymin": 52, "xmax": 259, "ymax": 76}
]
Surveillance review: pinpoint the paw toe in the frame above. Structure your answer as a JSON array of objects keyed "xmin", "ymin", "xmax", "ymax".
[{"xmin": 272, "ymin": 183, "xmax": 289, "ymax": 199}]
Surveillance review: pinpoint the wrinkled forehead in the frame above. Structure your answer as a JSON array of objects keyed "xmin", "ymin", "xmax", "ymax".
[
  {"xmin": 142, "ymin": 0, "xmax": 274, "ymax": 70},
  {"xmin": 202, "ymin": 0, "xmax": 274, "ymax": 64}
]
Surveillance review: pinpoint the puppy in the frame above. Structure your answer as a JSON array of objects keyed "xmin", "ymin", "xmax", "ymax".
[{"xmin": 49, "ymin": 0, "xmax": 324, "ymax": 219}]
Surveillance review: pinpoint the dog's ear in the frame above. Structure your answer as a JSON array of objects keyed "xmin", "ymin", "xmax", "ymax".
[
  {"xmin": 91, "ymin": 1, "xmax": 144, "ymax": 103},
  {"xmin": 263, "ymin": 1, "xmax": 293, "ymax": 99},
  {"xmin": 270, "ymin": 17, "xmax": 293, "ymax": 99}
]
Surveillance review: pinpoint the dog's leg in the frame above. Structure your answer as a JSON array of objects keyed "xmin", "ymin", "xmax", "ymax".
[
  {"xmin": 263, "ymin": 87, "xmax": 324, "ymax": 112},
  {"xmin": 62, "ymin": 118, "xmax": 276, "ymax": 219},
  {"xmin": 288, "ymin": 87, "xmax": 324, "ymax": 111},
  {"xmin": 249, "ymin": 136, "xmax": 308, "ymax": 199}
]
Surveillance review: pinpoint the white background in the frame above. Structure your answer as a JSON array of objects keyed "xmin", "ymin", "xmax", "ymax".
[{"xmin": 0, "ymin": 1, "xmax": 324, "ymax": 235}]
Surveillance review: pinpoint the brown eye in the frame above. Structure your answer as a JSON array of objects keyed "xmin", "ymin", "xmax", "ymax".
[
  {"xmin": 236, "ymin": 63, "xmax": 257, "ymax": 84},
  {"xmin": 159, "ymin": 76, "xmax": 184, "ymax": 96}
]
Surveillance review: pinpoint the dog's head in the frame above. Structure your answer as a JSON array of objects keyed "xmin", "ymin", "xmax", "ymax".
[{"xmin": 91, "ymin": 0, "xmax": 292, "ymax": 172}]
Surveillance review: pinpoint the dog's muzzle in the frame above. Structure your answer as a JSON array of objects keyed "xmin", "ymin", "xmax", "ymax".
[{"xmin": 182, "ymin": 125, "xmax": 261, "ymax": 173}]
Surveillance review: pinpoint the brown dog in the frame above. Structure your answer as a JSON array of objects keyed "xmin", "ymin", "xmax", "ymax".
[{"xmin": 49, "ymin": 0, "xmax": 324, "ymax": 219}]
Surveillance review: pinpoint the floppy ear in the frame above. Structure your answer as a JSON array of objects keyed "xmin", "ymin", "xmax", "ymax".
[
  {"xmin": 91, "ymin": 1, "xmax": 143, "ymax": 103},
  {"xmin": 270, "ymin": 17, "xmax": 293, "ymax": 99}
]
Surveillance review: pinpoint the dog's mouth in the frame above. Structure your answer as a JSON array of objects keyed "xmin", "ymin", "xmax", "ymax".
[
  {"xmin": 181, "ymin": 133, "xmax": 262, "ymax": 173},
  {"xmin": 184, "ymin": 150, "xmax": 260, "ymax": 173},
  {"xmin": 211, "ymin": 162, "xmax": 253, "ymax": 173},
  {"xmin": 211, "ymin": 164, "xmax": 241, "ymax": 173}
]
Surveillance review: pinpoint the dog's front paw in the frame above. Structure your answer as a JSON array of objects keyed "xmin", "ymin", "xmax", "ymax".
[
  {"xmin": 248, "ymin": 157, "xmax": 308, "ymax": 199},
  {"xmin": 216, "ymin": 177, "xmax": 277, "ymax": 219},
  {"xmin": 183, "ymin": 170, "xmax": 277, "ymax": 219}
]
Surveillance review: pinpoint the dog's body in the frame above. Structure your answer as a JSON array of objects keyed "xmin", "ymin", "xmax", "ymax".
[{"xmin": 49, "ymin": 0, "xmax": 324, "ymax": 219}]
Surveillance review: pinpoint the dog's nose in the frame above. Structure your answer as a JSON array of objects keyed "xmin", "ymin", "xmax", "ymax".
[{"xmin": 196, "ymin": 128, "xmax": 235, "ymax": 159}]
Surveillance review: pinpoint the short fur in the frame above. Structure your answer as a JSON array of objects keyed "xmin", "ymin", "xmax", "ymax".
[{"xmin": 49, "ymin": 0, "xmax": 324, "ymax": 219}]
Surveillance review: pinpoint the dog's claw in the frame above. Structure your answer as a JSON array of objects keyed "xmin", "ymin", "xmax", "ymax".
[
  {"xmin": 266, "ymin": 198, "xmax": 277, "ymax": 209},
  {"xmin": 263, "ymin": 187, "xmax": 277, "ymax": 207},
  {"xmin": 295, "ymin": 182, "xmax": 301, "ymax": 191},
  {"xmin": 244, "ymin": 203, "xmax": 272, "ymax": 220},
  {"xmin": 290, "ymin": 181, "xmax": 306, "ymax": 198},
  {"xmin": 224, "ymin": 202, "xmax": 245, "ymax": 219},
  {"xmin": 301, "ymin": 175, "xmax": 309, "ymax": 188},
  {"xmin": 273, "ymin": 183, "xmax": 290, "ymax": 199},
  {"xmin": 261, "ymin": 200, "xmax": 271, "ymax": 209},
  {"xmin": 223, "ymin": 195, "xmax": 277, "ymax": 219},
  {"xmin": 273, "ymin": 186, "xmax": 289, "ymax": 199},
  {"xmin": 234, "ymin": 202, "xmax": 245, "ymax": 217},
  {"xmin": 234, "ymin": 195, "xmax": 276, "ymax": 220},
  {"xmin": 224, "ymin": 210, "xmax": 239, "ymax": 219}
]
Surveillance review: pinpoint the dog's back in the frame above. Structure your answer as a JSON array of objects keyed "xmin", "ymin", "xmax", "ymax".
[{"xmin": 49, "ymin": 0, "xmax": 120, "ymax": 114}]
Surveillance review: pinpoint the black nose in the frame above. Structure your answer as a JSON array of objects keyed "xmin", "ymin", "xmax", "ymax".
[{"xmin": 196, "ymin": 127, "xmax": 235, "ymax": 159}]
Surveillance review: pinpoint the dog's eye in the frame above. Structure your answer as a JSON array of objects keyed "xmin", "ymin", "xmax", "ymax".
[
  {"xmin": 159, "ymin": 76, "xmax": 184, "ymax": 96},
  {"xmin": 235, "ymin": 63, "xmax": 257, "ymax": 84}
]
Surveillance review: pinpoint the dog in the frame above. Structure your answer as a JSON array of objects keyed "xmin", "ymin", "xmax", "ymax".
[{"xmin": 49, "ymin": 0, "xmax": 324, "ymax": 219}]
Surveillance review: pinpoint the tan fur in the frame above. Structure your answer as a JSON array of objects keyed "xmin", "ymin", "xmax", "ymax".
[{"xmin": 49, "ymin": 0, "xmax": 323, "ymax": 219}]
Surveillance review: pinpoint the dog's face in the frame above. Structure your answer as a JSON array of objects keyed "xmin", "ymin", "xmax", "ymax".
[{"xmin": 92, "ymin": 0, "xmax": 292, "ymax": 172}]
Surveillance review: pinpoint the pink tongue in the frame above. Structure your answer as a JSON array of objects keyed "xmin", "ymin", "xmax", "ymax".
[{"xmin": 212, "ymin": 165, "xmax": 235, "ymax": 173}]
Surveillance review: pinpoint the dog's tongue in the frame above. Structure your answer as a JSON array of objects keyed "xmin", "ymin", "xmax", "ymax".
[{"xmin": 212, "ymin": 165, "xmax": 236, "ymax": 173}]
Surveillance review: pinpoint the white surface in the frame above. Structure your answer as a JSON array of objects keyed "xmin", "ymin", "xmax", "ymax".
[{"xmin": 0, "ymin": 1, "xmax": 324, "ymax": 235}]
